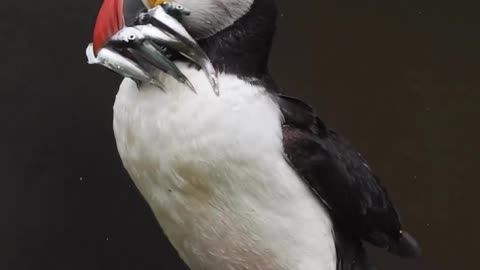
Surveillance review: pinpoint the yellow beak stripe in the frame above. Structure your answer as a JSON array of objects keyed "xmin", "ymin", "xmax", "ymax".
[{"xmin": 147, "ymin": 0, "xmax": 169, "ymax": 7}]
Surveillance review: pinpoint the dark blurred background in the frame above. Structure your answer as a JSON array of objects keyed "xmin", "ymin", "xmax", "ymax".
[{"xmin": 1, "ymin": 0, "xmax": 478, "ymax": 269}]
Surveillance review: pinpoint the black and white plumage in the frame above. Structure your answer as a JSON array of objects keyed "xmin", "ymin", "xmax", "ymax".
[
  {"xmin": 278, "ymin": 94, "xmax": 420, "ymax": 269},
  {"xmin": 93, "ymin": 0, "xmax": 420, "ymax": 269}
]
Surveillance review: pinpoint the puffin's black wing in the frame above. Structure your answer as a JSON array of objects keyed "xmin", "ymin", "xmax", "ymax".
[{"xmin": 275, "ymin": 94, "xmax": 421, "ymax": 262}]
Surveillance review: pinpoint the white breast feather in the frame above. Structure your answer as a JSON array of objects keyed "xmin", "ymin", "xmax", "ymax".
[{"xmin": 113, "ymin": 63, "xmax": 336, "ymax": 270}]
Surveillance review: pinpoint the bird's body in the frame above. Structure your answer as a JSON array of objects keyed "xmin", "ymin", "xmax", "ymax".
[
  {"xmin": 113, "ymin": 64, "xmax": 336, "ymax": 270},
  {"xmin": 89, "ymin": 0, "xmax": 420, "ymax": 269}
]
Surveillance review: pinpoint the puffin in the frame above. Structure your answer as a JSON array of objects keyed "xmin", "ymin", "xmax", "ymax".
[{"xmin": 88, "ymin": 0, "xmax": 421, "ymax": 269}]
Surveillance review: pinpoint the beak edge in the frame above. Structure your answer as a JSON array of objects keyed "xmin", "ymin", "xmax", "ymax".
[{"xmin": 93, "ymin": 0, "xmax": 125, "ymax": 55}]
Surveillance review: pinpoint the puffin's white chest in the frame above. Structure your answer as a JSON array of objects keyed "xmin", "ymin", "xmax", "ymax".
[{"xmin": 112, "ymin": 65, "xmax": 336, "ymax": 270}]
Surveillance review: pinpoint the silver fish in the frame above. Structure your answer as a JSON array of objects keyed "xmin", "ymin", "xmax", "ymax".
[
  {"xmin": 87, "ymin": 4, "xmax": 218, "ymax": 95},
  {"xmin": 160, "ymin": 2, "xmax": 191, "ymax": 18},
  {"xmin": 137, "ymin": 6, "xmax": 219, "ymax": 95},
  {"xmin": 134, "ymin": 24, "xmax": 219, "ymax": 95},
  {"xmin": 86, "ymin": 43, "xmax": 165, "ymax": 90},
  {"xmin": 110, "ymin": 27, "xmax": 196, "ymax": 92}
]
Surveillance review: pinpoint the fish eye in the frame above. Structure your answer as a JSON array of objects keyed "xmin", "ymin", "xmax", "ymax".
[{"xmin": 176, "ymin": 5, "xmax": 183, "ymax": 10}]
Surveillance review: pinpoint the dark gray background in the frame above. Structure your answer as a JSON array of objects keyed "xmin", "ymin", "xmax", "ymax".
[{"xmin": 1, "ymin": 0, "xmax": 478, "ymax": 269}]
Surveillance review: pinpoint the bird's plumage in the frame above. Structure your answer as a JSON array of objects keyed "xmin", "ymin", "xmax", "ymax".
[
  {"xmin": 92, "ymin": 0, "xmax": 421, "ymax": 269},
  {"xmin": 279, "ymin": 94, "xmax": 402, "ymax": 247},
  {"xmin": 276, "ymin": 94, "xmax": 420, "ymax": 269},
  {"xmin": 113, "ymin": 65, "xmax": 337, "ymax": 270},
  {"xmin": 197, "ymin": 0, "xmax": 277, "ymax": 79}
]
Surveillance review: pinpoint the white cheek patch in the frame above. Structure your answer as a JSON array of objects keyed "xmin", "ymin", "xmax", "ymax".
[{"xmin": 174, "ymin": 0, "xmax": 254, "ymax": 39}]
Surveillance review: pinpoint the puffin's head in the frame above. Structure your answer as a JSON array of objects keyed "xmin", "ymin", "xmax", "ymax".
[
  {"xmin": 93, "ymin": 0, "xmax": 256, "ymax": 54},
  {"xmin": 90, "ymin": 0, "xmax": 277, "ymax": 89}
]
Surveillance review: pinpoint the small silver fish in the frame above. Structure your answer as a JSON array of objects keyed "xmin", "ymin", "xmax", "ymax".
[
  {"xmin": 86, "ymin": 43, "xmax": 165, "ymax": 90},
  {"xmin": 137, "ymin": 6, "xmax": 219, "ymax": 95},
  {"xmin": 86, "ymin": 3, "xmax": 219, "ymax": 95},
  {"xmin": 160, "ymin": 2, "xmax": 191, "ymax": 19},
  {"xmin": 134, "ymin": 24, "xmax": 219, "ymax": 95},
  {"xmin": 110, "ymin": 27, "xmax": 196, "ymax": 92}
]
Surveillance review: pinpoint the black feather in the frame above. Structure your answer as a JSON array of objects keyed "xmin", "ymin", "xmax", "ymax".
[
  {"xmin": 198, "ymin": 0, "xmax": 278, "ymax": 86},
  {"xmin": 275, "ymin": 94, "xmax": 421, "ymax": 268}
]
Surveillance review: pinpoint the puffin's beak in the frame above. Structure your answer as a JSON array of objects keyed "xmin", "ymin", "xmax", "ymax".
[
  {"xmin": 143, "ymin": 0, "xmax": 169, "ymax": 7},
  {"xmin": 92, "ymin": 0, "xmax": 125, "ymax": 56},
  {"xmin": 88, "ymin": 0, "xmax": 219, "ymax": 94},
  {"xmin": 92, "ymin": 0, "xmax": 167, "ymax": 55}
]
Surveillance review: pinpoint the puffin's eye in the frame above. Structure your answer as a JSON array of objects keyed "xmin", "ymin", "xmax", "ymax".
[
  {"xmin": 128, "ymin": 34, "xmax": 136, "ymax": 41},
  {"xmin": 176, "ymin": 5, "xmax": 184, "ymax": 10}
]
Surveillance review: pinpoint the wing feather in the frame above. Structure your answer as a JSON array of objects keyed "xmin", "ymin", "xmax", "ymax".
[{"xmin": 275, "ymin": 94, "xmax": 421, "ymax": 259}]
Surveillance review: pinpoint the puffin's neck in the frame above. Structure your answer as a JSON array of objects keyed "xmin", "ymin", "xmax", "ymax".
[{"xmin": 197, "ymin": 0, "xmax": 277, "ymax": 80}]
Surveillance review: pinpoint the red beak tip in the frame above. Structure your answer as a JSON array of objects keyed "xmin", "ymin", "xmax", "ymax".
[{"xmin": 92, "ymin": 0, "xmax": 125, "ymax": 55}]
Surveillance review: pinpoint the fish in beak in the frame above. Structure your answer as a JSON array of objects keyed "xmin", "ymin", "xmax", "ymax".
[
  {"xmin": 87, "ymin": 0, "xmax": 219, "ymax": 94},
  {"xmin": 109, "ymin": 26, "xmax": 196, "ymax": 92},
  {"xmin": 86, "ymin": 43, "xmax": 166, "ymax": 90},
  {"xmin": 135, "ymin": 5, "xmax": 219, "ymax": 95}
]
